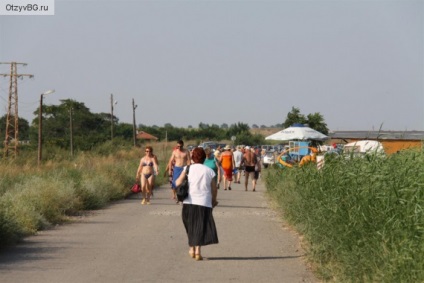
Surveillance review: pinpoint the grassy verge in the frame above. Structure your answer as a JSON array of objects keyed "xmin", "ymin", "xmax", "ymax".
[
  {"xmin": 0, "ymin": 144, "xmax": 171, "ymax": 248},
  {"xmin": 265, "ymin": 149, "xmax": 424, "ymax": 282}
]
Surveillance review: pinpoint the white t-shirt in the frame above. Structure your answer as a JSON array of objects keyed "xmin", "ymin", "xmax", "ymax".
[
  {"xmin": 183, "ymin": 163, "xmax": 216, "ymax": 208},
  {"xmin": 233, "ymin": 150, "xmax": 243, "ymax": 167}
]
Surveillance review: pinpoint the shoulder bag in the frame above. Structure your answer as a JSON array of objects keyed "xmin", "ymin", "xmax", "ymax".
[{"xmin": 176, "ymin": 165, "xmax": 190, "ymax": 202}]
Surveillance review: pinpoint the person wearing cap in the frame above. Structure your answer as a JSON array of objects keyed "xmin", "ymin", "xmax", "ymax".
[
  {"xmin": 242, "ymin": 146, "xmax": 257, "ymax": 191},
  {"xmin": 219, "ymin": 145, "xmax": 235, "ymax": 190},
  {"xmin": 233, "ymin": 146, "xmax": 243, "ymax": 184}
]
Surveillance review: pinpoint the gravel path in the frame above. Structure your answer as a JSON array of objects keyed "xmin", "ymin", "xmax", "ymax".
[{"xmin": 0, "ymin": 179, "xmax": 317, "ymax": 283}]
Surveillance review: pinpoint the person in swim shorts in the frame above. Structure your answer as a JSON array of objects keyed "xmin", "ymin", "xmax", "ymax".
[
  {"xmin": 167, "ymin": 140, "xmax": 191, "ymax": 203},
  {"xmin": 242, "ymin": 146, "xmax": 257, "ymax": 191}
]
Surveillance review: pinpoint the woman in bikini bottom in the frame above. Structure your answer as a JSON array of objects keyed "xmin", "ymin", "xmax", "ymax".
[{"xmin": 136, "ymin": 146, "xmax": 159, "ymax": 205}]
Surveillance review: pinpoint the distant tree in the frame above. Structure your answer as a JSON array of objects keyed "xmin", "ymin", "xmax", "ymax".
[
  {"xmin": 235, "ymin": 132, "xmax": 264, "ymax": 145},
  {"xmin": 252, "ymin": 124, "xmax": 259, "ymax": 129},
  {"xmin": 0, "ymin": 115, "xmax": 30, "ymax": 140},
  {"xmin": 198, "ymin": 122, "xmax": 208, "ymax": 129},
  {"xmin": 115, "ymin": 123, "xmax": 134, "ymax": 139},
  {"xmin": 260, "ymin": 125, "xmax": 267, "ymax": 128},
  {"xmin": 220, "ymin": 123, "xmax": 228, "ymax": 129},
  {"xmin": 188, "ymin": 125, "xmax": 193, "ymax": 129},
  {"xmin": 164, "ymin": 123, "xmax": 173, "ymax": 128},
  {"xmin": 283, "ymin": 107, "xmax": 307, "ymax": 128},
  {"xmin": 306, "ymin": 112, "xmax": 329, "ymax": 135},
  {"xmin": 283, "ymin": 106, "xmax": 329, "ymax": 134},
  {"xmin": 228, "ymin": 122, "xmax": 250, "ymax": 137},
  {"xmin": 30, "ymin": 99, "xmax": 110, "ymax": 150}
]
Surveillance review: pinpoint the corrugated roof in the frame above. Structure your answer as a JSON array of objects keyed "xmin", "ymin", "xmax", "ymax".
[{"xmin": 329, "ymin": 131, "xmax": 424, "ymax": 140}]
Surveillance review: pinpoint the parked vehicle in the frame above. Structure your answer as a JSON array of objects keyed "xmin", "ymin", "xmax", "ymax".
[
  {"xmin": 217, "ymin": 143, "xmax": 227, "ymax": 150},
  {"xmin": 187, "ymin": 144, "xmax": 197, "ymax": 151},
  {"xmin": 262, "ymin": 151, "xmax": 276, "ymax": 168},
  {"xmin": 273, "ymin": 144, "xmax": 285, "ymax": 153},
  {"xmin": 198, "ymin": 141, "xmax": 218, "ymax": 151},
  {"xmin": 261, "ymin": 145, "xmax": 275, "ymax": 152}
]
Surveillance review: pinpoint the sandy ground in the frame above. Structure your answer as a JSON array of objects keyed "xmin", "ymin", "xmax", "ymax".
[{"xmin": 0, "ymin": 178, "xmax": 317, "ymax": 283}]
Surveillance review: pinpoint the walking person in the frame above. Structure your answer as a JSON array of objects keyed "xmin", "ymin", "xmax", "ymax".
[
  {"xmin": 214, "ymin": 149, "xmax": 222, "ymax": 189},
  {"xmin": 251, "ymin": 147, "xmax": 261, "ymax": 192},
  {"xmin": 164, "ymin": 145, "xmax": 179, "ymax": 199},
  {"xmin": 150, "ymin": 148, "xmax": 159, "ymax": 197},
  {"xmin": 176, "ymin": 147, "xmax": 219, "ymax": 261},
  {"xmin": 242, "ymin": 146, "xmax": 257, "ymax": 191},
  {"xmin": 233, "ymin": 146, "xmax": 243, "ymax": 184},
  {"xmin": 219, "ymin": 145, "xmax": 235, "ymax": 190},
  {"xmin": 136, "ymin": 146, "xmax": 159, "ymax": 205},
  {"xmin": 204, "ymin": 146, "xmax": 221, "ymax": 187},
  {"xmin": 167, "ymin": 140, "xmax": 191, "ymax": 203}
]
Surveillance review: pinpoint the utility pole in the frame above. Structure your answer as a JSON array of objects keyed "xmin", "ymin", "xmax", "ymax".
[
  {"xmin": 69, "ymin": 107, "xmax": 74, "ymax": 157},
  {"xmin": 0, "ymin": 62, "xmax": 33, "ymax": 157},
  {"xmin": 132, "ymin": 98, "xmax": 138, "ymax": 147},
  {"xmin": 37, "ymin": 90, "xmax": 55, "ymax": 166},
  {"xmin": 110, "ymin": 94, "xmax": 117, "ymax": 141}
]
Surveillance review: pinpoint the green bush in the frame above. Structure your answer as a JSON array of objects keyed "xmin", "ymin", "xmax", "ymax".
[
  {"xmin": 0, "ymin": 143, "xmax": 169, "ymax": 248},
  {"xmin": 266, "ymin": 149, "xmax": 424, "ymax": 282}
]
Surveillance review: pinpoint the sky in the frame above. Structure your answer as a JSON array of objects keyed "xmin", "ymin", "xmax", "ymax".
[{"xmin": 0, "ymin": 0, "xmax": 423, "ymax": 131}]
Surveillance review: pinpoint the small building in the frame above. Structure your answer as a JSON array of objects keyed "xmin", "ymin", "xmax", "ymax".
[
  {"xmin": 329, "ymin": 131, "xmax": 424, "ymax": 154},
  {"xmin": 136, "ymin": 131, "xmax": 158, "ymax": 142}
]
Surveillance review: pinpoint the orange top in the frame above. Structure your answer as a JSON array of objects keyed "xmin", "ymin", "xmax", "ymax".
[{"xmin": 221, "ymin": 153, "xmax": 233, "ymax": 170}]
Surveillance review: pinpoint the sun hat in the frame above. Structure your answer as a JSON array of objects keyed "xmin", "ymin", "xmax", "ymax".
[
  {"xmin": 224, "ymin": 145, "xmax": 231, "ymax": 150},
  {"xmin": 245, "ymin": 146, "xmax": 250, "ymax": 150}
]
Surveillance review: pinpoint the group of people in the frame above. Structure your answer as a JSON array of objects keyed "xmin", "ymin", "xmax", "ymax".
[
  {"xmin": 214, "ymin": 144, "xmax": 262, "ymax": 192},
  {"xmin": 134, "ymin": 140, "xmax": 262, "ymax": 260}
]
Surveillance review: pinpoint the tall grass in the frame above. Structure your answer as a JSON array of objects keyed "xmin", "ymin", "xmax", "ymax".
[
  {"xmin": 265, "ymin": 149, "xmax": 424, "ymax": 282},
  {"xmin": 0, "ymin": 142, "xmax": 171, "ymax": 247}
]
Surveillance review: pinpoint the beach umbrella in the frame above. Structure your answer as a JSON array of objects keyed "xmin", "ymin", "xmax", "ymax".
[{"xmin": 265, "ymin": 123, "xmax": 329, "ymax": 141}]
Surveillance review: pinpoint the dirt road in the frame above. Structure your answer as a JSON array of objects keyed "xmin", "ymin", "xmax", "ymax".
[{"xmin": 0, "ymin": 179, "xmax": 317, "ymax": 283}]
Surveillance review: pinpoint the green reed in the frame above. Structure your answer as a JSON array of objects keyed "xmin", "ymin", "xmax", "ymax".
[{"xmin": 266, "ymin": 149, "xmax": 424, "ymax": 282}]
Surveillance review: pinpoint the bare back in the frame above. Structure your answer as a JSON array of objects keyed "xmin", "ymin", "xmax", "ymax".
[{"xmin": 243, "ymin": 151, "xmax": 256, "ymax": 167}]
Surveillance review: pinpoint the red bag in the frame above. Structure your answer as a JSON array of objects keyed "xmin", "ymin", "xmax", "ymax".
[{"xmin": 130, "ymin": 183, "xmax": 141, "ymax": 193}]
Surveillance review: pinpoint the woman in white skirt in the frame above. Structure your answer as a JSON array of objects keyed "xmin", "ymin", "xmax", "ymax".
[{"xmin": 176, "ymin": 147, "xmax": 219, "ymax": 261}]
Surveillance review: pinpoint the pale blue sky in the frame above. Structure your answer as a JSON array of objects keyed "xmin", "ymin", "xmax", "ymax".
[{"xmin": 0, "ymin": 0, "xmax": 423, "ymax": 131}]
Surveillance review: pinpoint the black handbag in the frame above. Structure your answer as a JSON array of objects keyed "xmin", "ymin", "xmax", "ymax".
[{"xmin": 176, "ymin": 165, "xmax": 190, "ymax": 202}]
